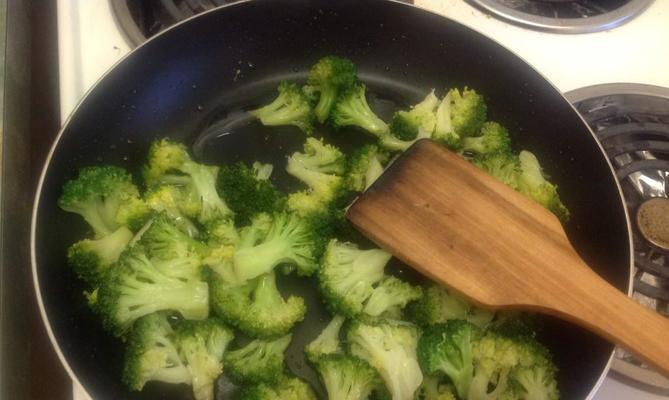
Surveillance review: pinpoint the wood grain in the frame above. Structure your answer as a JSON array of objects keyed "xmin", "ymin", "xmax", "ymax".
[{"xmin": 347, "ymin": 139, "xmax": 669, "ymax": 377}]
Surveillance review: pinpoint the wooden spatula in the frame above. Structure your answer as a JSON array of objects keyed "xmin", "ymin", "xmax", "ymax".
[{"xmin": 346, "ymin": 139, "xmax": 669, "ymax": 376}]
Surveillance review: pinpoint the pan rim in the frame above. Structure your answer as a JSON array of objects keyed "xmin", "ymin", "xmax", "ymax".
[{"xmin": 30, "ymin": 1, "xmax": 633, "ymax": 399}]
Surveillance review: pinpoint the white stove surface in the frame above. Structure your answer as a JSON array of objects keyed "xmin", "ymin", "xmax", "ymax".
[{"xmin": 57, "ymin": 1, "xmax": 668, "ymax": 399}]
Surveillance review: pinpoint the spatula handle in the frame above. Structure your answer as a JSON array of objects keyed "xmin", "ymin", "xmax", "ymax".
[{"xmin": 553, "ymin": 268, "xmax": 669, "ymax": 377}]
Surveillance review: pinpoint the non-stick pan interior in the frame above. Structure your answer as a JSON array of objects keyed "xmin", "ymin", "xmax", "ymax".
[{"xmin": 34, "ymin": 1, "xmax": 630, "ymax": 399}]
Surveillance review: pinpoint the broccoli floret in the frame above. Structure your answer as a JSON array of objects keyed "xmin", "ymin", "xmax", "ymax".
[
  {"xmin": 473, "ymin": 152, "xmax": 521, "ymax": 190},
  {"xmin": 315, "ymin": 353, "xmax": 380, "ymax": 400},
  {"xmin": 488, "ymin": 313, "xmax": 538, "ymax": 340},
  {"xmin": 210, "ymin": 270, "xmax": 306, "ymax": 338},
  {"xmin": 58, "ymin": 166, "xmax": 147, "ymax": 238},
  {"xmin": 318, "ymin": 239, "xmax": 391, "ymax": 316},
  {"xmin": 379, "ymin": 127, "xmax": 432, "ymax": 153},
  {"xmin": 122, "ymin": 313, "xmax": 191, "ymax": 391},
  {"xmin": 232, "ymin": 212, "xmax": 317, "ymax": 282},
  {"xmin": 98, "ymin": 245, "xmax": 209, "ymax": 336},
  {"xmin": 461, "ymin": 122, "xmax": 511, "ymax": 156},
  {"xmin": 223, "ymin": 334, "xmax": 292, "ymax": 384},
  {"xmin": 252, "ymin": 161, "xmax": 274, "ymax": 180},
  {"xmin": 330, "ymin": 83, "xmax": 389, "ymax": 137},
  {"xmin": 180, "ymin": 161, "xmax": 233, "ymax": 224},
  {"xmin": 433, "ymin": 88, "xmax": 487, "ymax": 148},
  {"xmin": 389, "ymin": 90, "xmax": 439, "ymax": 140},
  {"xmin": 517, "ymin": 151, "xmax": 569, "ymax": 222},
  {"xmin": 286, "ymin": 137, "xmax": 348, "ymax": 216},
  {"xmin": 468, "ymin": 332, "xmax": 521, "ymax": 400},
  {"xmin": 347, "ymin": 144, "xmax": 388, "ymax": 192},
  {"xmin": 173, "ymin": 318, "xmax": 234, "ymax": 400},
  {"xmin": 142, "ymin": 139, "xmax": 192, "ymax": 186},
  {"xmin": 249, "ymin": 81, "xmax": 315, "ymax": 134},
  {"xmin": 305, "ymin": 314, "xmax": 345, "ymax": 362},
  {"xmin": 307, "ymin": 56, "xmax": 358, "ymax": 123},
  {"xmin": 144, "ymin": 185, "xmax": 200, "ymax": 237},
  {"xmin": 143, "ymin": 139, "xmax": 233, "ymax": 224},
  {"xmin": 511, "ymin": 350, "xmax": 559, "ymax": 400},
  {"xmin": 239, "ymin": 375, "xmax": 317, "ymax": 400},
  {"xmin": 417, "ymin": 321, "xmax": 478, "ymax": 398},
  {"xmin": 347, "ymin": 320, "xmax": 423, "ymax": 400},
  {"xmin": 362, "ymin": 276, "xmax": 422, "ymax": 318},
  {"xmin": 217, "ymin": 162, "xmax": 285, "ymax": 226},
  {"xmin": 67, "ymin": 226, "xmax": 134, "ymax": 286},
  {"xmin": 406, "ymin": 284, "xmax": 494, "ymax": 328},
  {"xmin": 140, "ymin": 214, "xmax": 205, "ymax": 270},
  {"xmin": 414, "ymin": 375, "xmax": 457, "ymax": 400}
]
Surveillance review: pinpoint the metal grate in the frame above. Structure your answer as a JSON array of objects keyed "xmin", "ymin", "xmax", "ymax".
[
  {"xmin": 566, "ymin": 83, "xmax": 669, "ymax": 394},
  {"xmin": 467, "ymin": 0, "xmax": 653, "ymax": 33}
]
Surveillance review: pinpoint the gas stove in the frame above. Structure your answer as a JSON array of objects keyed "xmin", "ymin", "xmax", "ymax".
[{"xmin": 57, "ymin": 1, "xmax": 669, "ymax": 399}]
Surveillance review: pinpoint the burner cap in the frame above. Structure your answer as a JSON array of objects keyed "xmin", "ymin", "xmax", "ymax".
[{"xmin": 637, "ymin": 198, "xmax": 669, "ymax": 251}]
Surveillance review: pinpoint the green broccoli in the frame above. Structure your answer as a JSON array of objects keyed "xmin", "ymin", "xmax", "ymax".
[
  {"xmin": 286, "ymin": 137, "xmax": 348, "ymax": 216},
  {"xmin": 414, "ymin": 375, "xmax": 457, "ymax": 400},
  {"xmin": 249, "ymin": 81, "xmax": 315, "ymax": 134},
  {"xmin": 347, "ymin": 144, "xmax": 388, "ymax": 192},
  {"xmin": 433, "ymin": 88, "xmax": 487, "ymax": 148},
  {"xmin": 517, "ymin": 151, "xmax": 570, "ymax": 222},
  {"xmin": 318, "ymin": 239, "xmax": 392, "ymax": 316},
  {"xmin": 417, "ymin": 321, "xmax": 478, "ymax": 398},
  {"xmin": 217, "ymin": 162, "xmax": 285, "ymax": 226},
  {"xmin": 239, "ymin": 375, "xmax": 317, "ymax": 400},
  {"xmin": 461, "ymin": 122, "xmax": 512, "ymax": 156},
  {"xmin": 305, "ymin": 314, "xmax": 345, "ymax": 362},
  {"xmin": 389, "ymin": 90, "xmax": 439, "ymax": 140},
  {"xmin": 232, "ymin": 212, "xmax": 317, "ymax": 282},
  {"xmin": 473, "ymin": 152, "xmax": 521, "ymax": 190},
  {"xmin": 362, "ymin": 276, "xmax": 422, "ymax": 318},
  {"xmin": 468, "ymin": 331, "xmax": 522, "ymax": 399},
  {"xmin": 67, "ymin": 226, "xmax": 134, "ymax": 286},
  {"xmin": 97, "ymin": 245, "xmax": 209, "ymax": 336},
  {"xmin": 122, "ymin": 313, "xmax": 191, "ymax": 391},
  {"xmin": 406, "ymin": 284, "xmax": 494, "ymax": 328},
  {"xmin": 379, "ymin": 127, "xmax": 432, "ymax": 153},
  {"xmin": 252, "ymin": 161, "xmax": 274, "ymax": 180},
  {"xmin": 511, "ymin": 361, "xmax": 559, "ymax": 400},
  {"xmin": 58, "ymin": 165, "xmax": 148, "ymax": 238},
  {"xmin": 173, "ymin": 318, "xmax": 235, "ymax": 400},
  {"xmin": 142, "ymin": 139, "xmax": 233, "ymax": 224},
  {"xmin": 347, "ymin": 320, "xmax": 423, "ymax": 400},
  {"xmin": 223, "ymin": 334, "xmax": 292, "ymax": 384},
  {"xmin": 315, "ymin": 353, "xmax": 380, "ymax": 400},
  {"xmin": 210, "ymin": 270, "xmax": 306, "ymax": 338},
  {"xmin": 307, "ymin": 56, "xmax": 358, "ymax": 123},
  {"xmin": 140, "ymin": 214, "xmax": 205, "ymax": 271},
  {"xmin": 330, "ymin": 83, "xmax": 389, "ymax": 137},
  {"xmin": 144, "ymin": 184, "xmax": 200, "ymax": 237}
]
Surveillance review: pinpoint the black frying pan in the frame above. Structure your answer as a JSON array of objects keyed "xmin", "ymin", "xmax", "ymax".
[{"xmin": 32, "ymin": 1, "xmax": 631, "ymax": 399}]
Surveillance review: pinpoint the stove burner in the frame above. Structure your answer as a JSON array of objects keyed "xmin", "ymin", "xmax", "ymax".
[
  {"xmin": 467, "ymin": 0, "xmax": 653, "ymax": 33},
  {"xmin": 566, "ymin": 83, "xmax": 669, "ymax": 393},
  {"xmin": 110, "ymin": 0, "xmax": 236, "ymax": 47},
  {"xmin": 637, "ymin": 198, "xmax": 669, "ymax": 251}
]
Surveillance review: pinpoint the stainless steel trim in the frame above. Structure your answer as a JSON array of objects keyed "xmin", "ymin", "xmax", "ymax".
[{"xmin": 467, "ymin": 0, "xmax": 654, "ymax": 34}]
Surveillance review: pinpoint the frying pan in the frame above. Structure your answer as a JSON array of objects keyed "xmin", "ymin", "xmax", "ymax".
[{"xmin": 31, "ymin": 0, "xmax": 631, "ymax": 399}]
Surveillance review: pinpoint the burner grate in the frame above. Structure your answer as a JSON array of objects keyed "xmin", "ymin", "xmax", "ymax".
[
  {"xmin": 467, "ymin": 0, "xmax": 653, "ymax": 33},
  {"xmin": 566, "ymin": 83, "xmax": 669, "ymax": 393},
  {"xmin": 110, "ymin": 0, "xmax": 239, "ymax": 47}
]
